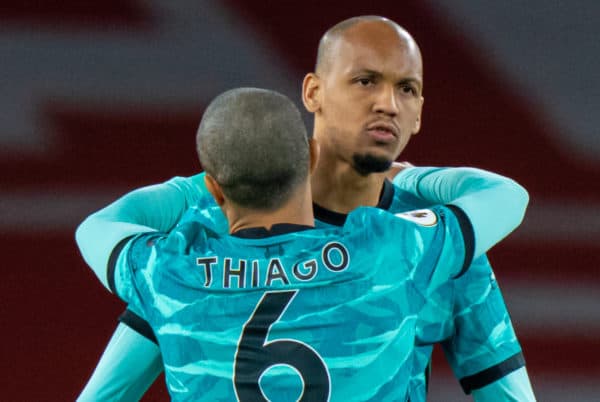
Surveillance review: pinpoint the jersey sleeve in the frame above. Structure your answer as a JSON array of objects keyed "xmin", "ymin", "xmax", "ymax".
[
  {"xmin": 119, "ymin": 308, "xmax": 158, "ymax": 344},
  {"xmin": 470, "ymin": 367, "xmax": 536, "ymax": 401},
  {"xmin": 393, "ymin": 166, "xmax": 528, "ymax": 258},
  {"xmin": 76, "ymin": 173, "xmax": 208, "ymax": 289},
  {"xmin": 111, "ymin": 232, "xmax": 163, "ymax": 312},
  {"xmin": 111, "ymin": 221, "xmax": 206, "ymax": 315},
  {"xmin": 358, "ymin": 205, "xmax": 473, "ymax": 296},
  {"xmin": 405, "ymin": 205, "xmax": 474, "ymax": 295}
]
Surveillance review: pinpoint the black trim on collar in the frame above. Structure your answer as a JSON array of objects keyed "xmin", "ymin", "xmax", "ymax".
[
  {"xmin": 313, "ymin": 179, "xmax": 395, "ymax": 226},
  {"xmin": 231, "ymin": 223, "xmax": 315, "ymax": 239},
  {"xmin": 378, "ymin": 178, "xmax": 395, "ymax": 210},
  {"xmin": 459, "ymin": 352, "xmax": 526, "ymax": 393},
  {"xmin": 119, "ymin": 309, "xmax": 158, "ymax": 344},
  {"xmin": 312, "ymin": 202, "xmax": 348, "ymax": 226}
]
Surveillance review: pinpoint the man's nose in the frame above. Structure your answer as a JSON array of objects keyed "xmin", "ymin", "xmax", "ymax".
[{"xmin": 373, "ymin": 85, "xmax": 399, "ymax": 116}]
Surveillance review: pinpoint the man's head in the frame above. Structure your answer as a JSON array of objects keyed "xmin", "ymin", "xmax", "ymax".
[
  {"xmin": 303, "ymin": 16, "xmax": 424, "ymax": 176},
  {"xmin": 197, "ymin": 87, "xmax": 310, "ymax": 210}
]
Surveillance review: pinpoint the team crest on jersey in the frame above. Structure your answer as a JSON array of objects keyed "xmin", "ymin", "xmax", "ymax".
[{"xmin": 395, "ymin": 209, "xmax": 438, "ymax": 227}]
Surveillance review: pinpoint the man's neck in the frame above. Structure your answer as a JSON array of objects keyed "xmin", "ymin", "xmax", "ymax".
[
  {"xmin": 311, "ymin": 155, "xmax": 387, "ymax": 214},
  {"xmin": 225, "ymin": 183, "xmax": 315, "ymax": 234}
]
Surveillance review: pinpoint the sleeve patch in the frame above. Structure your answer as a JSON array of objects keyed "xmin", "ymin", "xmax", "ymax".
[{"xmin": 394, "ymin": 209, "xmax": 438, "ymax": 227}]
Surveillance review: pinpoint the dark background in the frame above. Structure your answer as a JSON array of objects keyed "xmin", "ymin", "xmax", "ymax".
[{"xmin": 2, "ymin": 1, "xmax": 599, "ymax": 400}]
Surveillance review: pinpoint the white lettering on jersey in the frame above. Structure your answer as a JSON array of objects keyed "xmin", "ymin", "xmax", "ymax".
[{"xmin": 198, "ymin": 241, "xmax": 350, "ymax": 289}]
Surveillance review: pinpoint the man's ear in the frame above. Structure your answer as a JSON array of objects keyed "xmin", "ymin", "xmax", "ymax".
[
  {"xmin": 308, "ymin": 138, "xmax": 320, "ymax": 174},
  {"xmin": 204, "ymin": 174, "xmax": 225, "ymax": 206},
  {"xmin": 302, "ymin": 73, "xmax": 321, "ymax": 113},
  {"xmin": 413, "ymin": 96, "xmax": 424, "ymax": 134}
]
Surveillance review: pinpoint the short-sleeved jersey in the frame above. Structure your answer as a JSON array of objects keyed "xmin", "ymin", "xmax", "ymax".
[
  {"xmin": 119, "ymin": 175, "xmax": 524, "ymax": 399},
  {"xmin": 113, "ymin": 205, "xmax": 474, "ymax": 401}
]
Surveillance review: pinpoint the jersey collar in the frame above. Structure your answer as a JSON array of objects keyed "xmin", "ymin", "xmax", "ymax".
[
  {"xmin": 231, "ymin": 223, "xmax": 315, "ymax": 239},
  {"xmin": 313, "ymin": 179, "xmax": 395, "ymax": 226}
]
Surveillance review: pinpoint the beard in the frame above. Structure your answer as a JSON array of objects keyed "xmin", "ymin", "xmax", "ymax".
[{"xmin": 352, "ymin": 153, "xmax": 393, "ymax": 176}]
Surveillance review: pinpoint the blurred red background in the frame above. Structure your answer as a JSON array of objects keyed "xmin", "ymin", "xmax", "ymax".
[{"xmin": 2, "ymin": 1, "xmax": 599, "ymax": 400}]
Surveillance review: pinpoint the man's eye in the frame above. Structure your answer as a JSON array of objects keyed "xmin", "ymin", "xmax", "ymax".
[
  {"xmin": 357, "ymin": 78, "xmax": 373, "ymax": 86},
  {"xmin": 401, "ymin": 85, "xmax": 417, "ymax": 95}
]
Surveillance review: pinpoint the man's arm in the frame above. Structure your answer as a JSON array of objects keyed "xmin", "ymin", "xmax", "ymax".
[
  {"xmin": 395, "ymin": 167, "xmax": 535, "ymax": 400},
  {"xmin": 77, "ymin": 323, "xmax": 162, "ymax": 402},
  {"xmin": 76, "ymin": 175, "xmax": 207, "ymax": 401},
  {"xmin": 76, "ymin": 174, "xmax": 207, "ymax": 289},
  {"xmin": 393, "ymin": 166, "xmax": 529, "ymax": 258}
]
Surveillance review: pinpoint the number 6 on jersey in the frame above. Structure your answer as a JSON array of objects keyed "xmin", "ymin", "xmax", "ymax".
[{"xmin": 234, "ymin": 290, "xmax": 331, "ymax": 401}]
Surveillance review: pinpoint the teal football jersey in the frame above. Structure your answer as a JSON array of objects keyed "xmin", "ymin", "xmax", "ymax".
[
  {"xmin": 113, "ymin": 205, "xmax": 473, "ymax": 401},
  {"xmin": 118, "ymin": 175, "xmax": 524, "ymax": 399}
]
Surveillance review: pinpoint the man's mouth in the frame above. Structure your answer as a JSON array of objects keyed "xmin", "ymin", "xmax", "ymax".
[{"xmin": 366, "ymin": 124, "xmax": 397, "ymax": 143}]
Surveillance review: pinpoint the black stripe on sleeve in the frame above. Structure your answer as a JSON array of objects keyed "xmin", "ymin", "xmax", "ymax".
[
  {"xmin": 119, "ymin": 309, "xmax": 158, "ymax": 344},
  {"xmin": 459, "ymin": 352, "xmax": 526, "ymax": 394},
  {"xmin": 446, "ymin": 205, "xmax": 475, "ymax": 277},
  {"xmin": 107, "ymin": 235, "xmax": 135, "ymax": 294},
  {"xmin": 425, "ymin": 361, "xmax": 432, "ymax": 392}
]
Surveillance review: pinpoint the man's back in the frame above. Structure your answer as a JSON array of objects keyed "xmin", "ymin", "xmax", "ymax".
[{"xmin": 115, "ymin": 205, "xmax": 471, "ymax": 401}]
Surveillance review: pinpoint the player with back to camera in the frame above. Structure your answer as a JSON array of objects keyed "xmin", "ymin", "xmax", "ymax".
[
  {"xmin": 76, "ymin": 16, "xmax": 536, "ymax": 402},
  {"xmin": 78, "ymin": 86, "xmax": 529, "ymax": 401}
]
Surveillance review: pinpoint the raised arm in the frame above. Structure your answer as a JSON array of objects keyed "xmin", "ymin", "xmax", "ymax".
[
  {"xmin": 76, "ymin": 174, "xmax": 207, "ymax": 289},
  {"xmin": 395, "ymin": 167, "xmax": 534, "ymax": 400},
  {"xmin": 393, "ymin": 166, "xmax": 529, "ymax": 258}
]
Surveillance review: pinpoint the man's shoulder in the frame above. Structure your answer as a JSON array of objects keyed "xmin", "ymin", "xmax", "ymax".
[
  {"xmin": 166, "ymin": 173, "xmax": 216, "ymax": 208},
  {"xmin": 178, "ymin": 204, "xmax": 227, "ymax": 233},
  {"xmin": 156, "ymin": 219, "xmax": 216, "ymax": 257},
  {"xmin": 347, "ymin": 205, "xmax": 444, "ymax": 232},
  {"xmin": 166, "ymin": 172, "xmax": 206, "ymax": 188},
  {"xmin": 388, "ymin": 181, "xmax": 432, "ymax": 212}
]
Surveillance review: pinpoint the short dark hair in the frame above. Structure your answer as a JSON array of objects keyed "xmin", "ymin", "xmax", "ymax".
[{"xmin": 197, "ymin": 88, "xmax": 309, "ymax": 210}]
